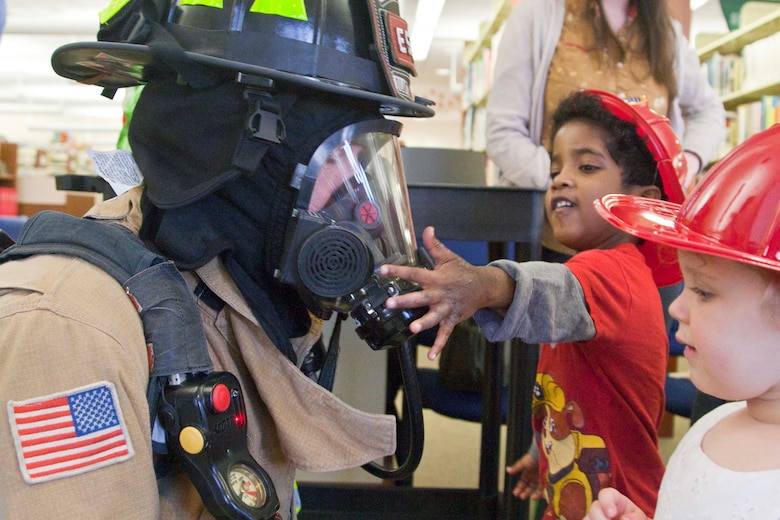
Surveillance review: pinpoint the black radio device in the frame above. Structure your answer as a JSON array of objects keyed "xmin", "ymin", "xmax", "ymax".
[{"xmin": 159, "ymin": 372, "xmax": 280, "ymax": 520}]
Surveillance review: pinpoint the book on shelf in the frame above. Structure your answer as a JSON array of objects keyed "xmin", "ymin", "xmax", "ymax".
[
  {"xmin": 701, "ymin": 53, "xmax": 744, "ymax": 97},
  {"xmin": 731, "ymin": 95, "xmax": 779, "ymax": 146},
  {"xmin": 741, "ymin": 32, "xmax": 780, "ymax": 91},
  {"xmin": 463, "ymin": 106, "xmax": 475, "ymax": 150},
  {"xmin": 463, "ymin": 46, "xmax": 494, "ymax": 108},
  {"xmin": 0, "ymin": 187, "xmax": 18, "ymax": 217},
  {"xmin": 471, "ymin": 107, "xmax": 488, "ymax": 152},
  {"xmin": 761, "ymin": 95, "xmax": 780, "ymax": 128}
]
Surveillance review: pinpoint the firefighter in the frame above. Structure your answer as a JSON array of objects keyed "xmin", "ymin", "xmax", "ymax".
[{"xmin": 0, "ymin": 1, "xmax": 433, "ymax": 518}]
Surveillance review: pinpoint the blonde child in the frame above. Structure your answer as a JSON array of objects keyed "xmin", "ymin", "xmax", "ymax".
[{"xmin": 586, "ymin": 124, "xmax": 780, "ymax": 519}]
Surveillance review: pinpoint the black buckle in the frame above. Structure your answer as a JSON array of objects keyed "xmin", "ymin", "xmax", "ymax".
[{"xmin": 245, "ymin": 90, "xmax": 286, "ymax": 144}]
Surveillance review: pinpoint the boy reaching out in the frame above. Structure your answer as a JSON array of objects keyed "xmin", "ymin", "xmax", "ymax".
[
  {"xmin": 381, "ymin": 90, "xmax": 686, "ymax": 519},
  {"xmin": 586, "ymin": 124, "xmax": 780, "ymax": 519}
]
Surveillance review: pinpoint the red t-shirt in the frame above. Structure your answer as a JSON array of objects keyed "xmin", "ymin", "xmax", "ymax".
[{"xmin": 534, "ymin": 243, "xmax": 667, "ymax": 519}]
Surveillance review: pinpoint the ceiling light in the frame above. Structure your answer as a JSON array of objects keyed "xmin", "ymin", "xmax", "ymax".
[{"xmin": 411, "ymin": 0, "xmax": 446, "ymax": 62}]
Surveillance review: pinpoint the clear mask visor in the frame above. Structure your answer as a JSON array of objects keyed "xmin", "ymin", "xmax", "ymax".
[
  {"xmin": 298, "ymin": 119, "xmax": 417, "ymax": 267},
  {"xmin": 276, "ymin": 119, "xmax": 427, "ymax": 349}
]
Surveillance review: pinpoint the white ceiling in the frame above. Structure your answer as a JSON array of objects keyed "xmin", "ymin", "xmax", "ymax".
[{"xmin": 0, "ymin": 0, "xmax": 728, "ymax": 146}]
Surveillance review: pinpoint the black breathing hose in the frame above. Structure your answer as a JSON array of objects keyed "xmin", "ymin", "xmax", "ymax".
[{"xmin": 361, "ymin": 339, "xmax": 424, "ymax": 481}]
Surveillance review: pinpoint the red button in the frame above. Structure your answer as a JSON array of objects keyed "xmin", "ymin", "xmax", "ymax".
[{"xmin": 211, "ymin": 383, "xmax": 231, "ymax": 413}]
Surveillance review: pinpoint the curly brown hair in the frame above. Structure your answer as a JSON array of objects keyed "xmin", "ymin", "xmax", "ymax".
[{"xmin": 549, "ymin": 90, "xmax": 666, "ymax": 198}]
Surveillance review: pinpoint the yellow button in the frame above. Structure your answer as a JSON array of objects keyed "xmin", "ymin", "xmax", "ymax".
[{"xmin": 179, "ymin": 426, "xmax": 205, "ymax": 454}]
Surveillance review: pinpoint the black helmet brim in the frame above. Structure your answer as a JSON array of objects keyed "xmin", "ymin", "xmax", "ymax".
[{"xmin": 51, "ymin": 41, "xmax": 435, "ymax": 118}]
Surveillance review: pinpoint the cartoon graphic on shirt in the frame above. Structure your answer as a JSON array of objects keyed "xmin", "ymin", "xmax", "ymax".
[{"xmin": 533, "ymin": 373, "xmax": 611, "ymax": 519}]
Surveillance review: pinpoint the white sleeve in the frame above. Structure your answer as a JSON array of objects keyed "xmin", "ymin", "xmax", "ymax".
[
  {"xmin": 672, "ymin": 21, "xmax": 726, "ymax": 167},
  {"xmin": 485, "ymin": 0, "xmax": 559, "ymax": 189}
]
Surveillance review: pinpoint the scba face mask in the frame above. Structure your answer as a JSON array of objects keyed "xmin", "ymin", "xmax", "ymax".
[{"xmin": 276, "ymin": 119, "xmax": 429, "ymax": 349}]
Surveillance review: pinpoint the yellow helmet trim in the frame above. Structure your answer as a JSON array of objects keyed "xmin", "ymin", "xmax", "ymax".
[
  {"xmin": 99, "ymin": 0, "xmax": 133, "ymax": 24},
  {"xmin": 250, "ymin": 0, "xmax": 308, "ymax": 20},
  {"xmin": 180, "ymin": 0, "xmax": 224, "ymax": 7}
]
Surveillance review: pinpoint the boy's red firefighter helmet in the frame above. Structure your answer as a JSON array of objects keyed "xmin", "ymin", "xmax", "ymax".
[
  {"xmin": 595, "ymin": 124, "xmax": 780, "ymax": 273},
  {"xmin": 586, "ymin": 89, "xmax": 687, "ymax": 286}
]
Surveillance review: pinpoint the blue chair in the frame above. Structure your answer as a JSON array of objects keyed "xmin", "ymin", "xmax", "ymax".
[
  {"xmin": 0, "ymin": 215, "xmax": 28, "ymax": 241},
  {"xmin": 664, "ymin": 319, "xmax": 697, "ymax": 418},
  {"xmin": 415, "ymin": 368, "xmax": 509, "ymax": 423},
  {"xmin": 413, "ymin": 238, "xmax": 511, "ymax": 422}
]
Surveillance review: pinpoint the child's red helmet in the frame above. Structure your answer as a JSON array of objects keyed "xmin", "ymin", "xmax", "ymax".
[
  {"xmin": 586, "ymin": 90, "xmax": 687, "ymax": 286},
  {"xmin": 595, "ymin": 124, "xmax": 780, "ymax": 273}
]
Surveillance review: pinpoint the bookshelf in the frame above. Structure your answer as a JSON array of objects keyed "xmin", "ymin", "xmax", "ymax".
[
  {"xmin": 698, "ymin": 4, "xmax": 780, "ymax": 151},
  {"xmin": 461, "ymin": 0, "xmax": 518, "ymax": 152},
  {"xmin": 698, "ymin": 6, "xmax": 780, "ymax": 62},
  {"xmin": 720, "ymin": 78, "xmax": 780, "ymax": 109},
  {"xmin": 463, "ymin": 0, "xmax": 516, "ymax": 65}
]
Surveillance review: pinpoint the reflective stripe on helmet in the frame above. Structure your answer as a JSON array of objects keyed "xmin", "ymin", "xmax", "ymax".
[
  {"xmin": 250, "ymin": 0, "xmax": 308, "ymax": 20},
  {"xmin": 180, "ymin": 0, "xmax": 224, "ymax": 8},
  {"xmin": 99, "ymin": 0, "xmax": 134, "ymax": 24}
]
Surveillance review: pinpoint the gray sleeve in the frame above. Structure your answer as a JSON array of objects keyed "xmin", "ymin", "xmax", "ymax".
[
  {"xmin": 473, "ymin": 260, "xmax": 595, "ymax": 344},
  {"xmin": 527, "ymin": 441, "xmax": 539, "ymax": 461}
]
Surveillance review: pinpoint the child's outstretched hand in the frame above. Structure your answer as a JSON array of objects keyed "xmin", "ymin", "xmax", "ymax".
[
  {"xmin": 584, "ymin": 488, "xmax": 649, "ymax": 520},
  {"xmin": 379, "ymin": 226, "xmax": 514, "ymax": 359}
]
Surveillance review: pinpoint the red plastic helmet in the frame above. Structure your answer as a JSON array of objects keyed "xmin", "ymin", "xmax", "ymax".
[
  {"xmin": 586, "ymin": 89, "xmax": 687, "ymax": 286},
  {"xmin": 596, "ymin": 124, "xmax": 780, "ymax": 274},
  {"xmin": 50, "ymin": 0, "xmax": 434, "ymax": 118}
]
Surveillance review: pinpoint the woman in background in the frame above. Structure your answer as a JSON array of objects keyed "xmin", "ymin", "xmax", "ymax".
[{"xmin": 486, "ymin": 0, "xmax": 724, "ymax": 260}]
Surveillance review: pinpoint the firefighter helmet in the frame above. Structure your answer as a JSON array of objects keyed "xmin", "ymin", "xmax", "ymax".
[{"xmin": 51, "ymin": 0, "xmax": 434, "ymax": 118}]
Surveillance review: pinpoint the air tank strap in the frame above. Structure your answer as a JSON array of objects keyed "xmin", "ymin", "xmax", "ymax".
[{"xmin": 0, "ymin": 211, "xmax": 213, "ymax": 454}]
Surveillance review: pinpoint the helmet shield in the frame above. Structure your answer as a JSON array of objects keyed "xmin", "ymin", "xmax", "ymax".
[{"xmin": 276, "ymin": 119, "xmax": 427, "ymax": 349}]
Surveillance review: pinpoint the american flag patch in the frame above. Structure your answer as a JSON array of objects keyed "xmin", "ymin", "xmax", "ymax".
[{"xmin": 7, "ymin": 382, "xmax": 134, "ymax": 484}]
